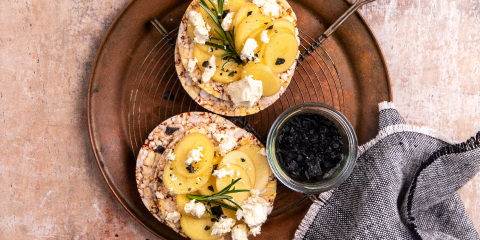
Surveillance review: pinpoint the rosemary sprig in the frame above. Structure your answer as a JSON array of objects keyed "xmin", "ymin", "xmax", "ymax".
[
  {"xmin": 186, "ymin": 178, "xmax": 249, "ymax": 211},
  {"xmin": 198, "ymin": 0, "xmax": 241, "ymax": 67}
]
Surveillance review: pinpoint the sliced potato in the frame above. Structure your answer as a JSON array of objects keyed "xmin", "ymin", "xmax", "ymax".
[
  {"xmin": 196, "ymin": 39, "xmax": 226, "ymax": 57},
  {"xmin": 265, "ymin": 19, "xmax": 295, "ymax": 34},
  {"xmin": 233, "ymin": 3, "xmax": 261, "ymax": 29},
  {"xmin": 216, "ymin": 164, "xmax": 251, "ymax": 205},
  {"xmin": 220, "ymin": 151, "xmax": 256, "ymax": 186},
  {"xmin": 264, "ymin": 32, "xmax": 298, "ymax": 73},
  {"xmin": 194, "ymin": 46, "xmax": 213, "ymax": 71},
  {"xmin": 235, "ymin": 13, "xmax": 271, "ymax": 53},
  {"xmin": 224, "ymin": 0, "xmax": 247, "ymax": 12},
  {"xmin": 198, "ymin": 176, "xmax": 217, "ymax": 195},
  {"xmin": 173, "ymin": 132, "xmax": 215, "ymax": 178},
  {"xmin": 237, "ymin": 145, "xmax": 270, "ymax": 191},
  {"xmin": 212, "ymin": 58, "xmax": 242, "ymax": 83},
  {"xmin": 163, "ymin": 162, "xmax": 211, "ymax": 194},
  {"xmin": 241, "ymin": 62, "xmax": 281, "ymax": 97},
  {"xmin": 180, "ymin": 216, "xmax": 222, "ymax": 240},
  {"xmin": 187, "ymin": 21, "xmax": 195, "ymax": 40}
]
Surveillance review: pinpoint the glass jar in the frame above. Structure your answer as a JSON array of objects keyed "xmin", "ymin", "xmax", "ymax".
[{"xmin": 266, "ymin": 102, "xmax": 358, "ymax": 194}]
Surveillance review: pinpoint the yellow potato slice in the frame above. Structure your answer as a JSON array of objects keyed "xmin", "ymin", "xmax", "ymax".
[
  {"xmin": 163, "ymin": 161, "xmax": 211, "ymax": 194},
  {"xmin": 199, "ymin": 176, "xmax": 217, "ymax": 195},
  {"xmin": 194, "ymin": 46, "xmax": 242, "ymax": 83},
  {"xmin": 264, "ymin": 32, "xmax": 298, "ymax": 73},
  {"xmin": 220, "ymin": 151, "xmax": 256, "ymax": 186},
  {"xmin": 241, "ymin": 62, "xmax": 281, "ymax": 97},
  {"xmin": 237, "ymin": 145, "xmax": 270, "ymax": 190},
  {"xmin": 180, "ymin": 216, "xmax": 222, "ymax": 240},
  {"xmin": 265, "ymin": 19, "xmax": 295, "ymax": 34},
  {"xmin": 224, "ymin": 0, "xmax": 247, "ymax": 12},
  {"xmin": 235, "ymin": 13, "xmax": 271, "ymax": 53},
  {"xmin": 196, "ymin": 39, "xmax": 226, "ymax": 57},
  {"xmin": 233, "ymin": 3, "xmax": 261, "ymax": 29},
  {"xmin": 172, "ymin": 133, "xmax": 215, "ymax": 178},
  {"xmin": 187, "ymin": 21, "xmax": 196, "ymax": 40},
  {"xmin": 216, "ymin": 164, "xmax": 251, "ymax": 206}
]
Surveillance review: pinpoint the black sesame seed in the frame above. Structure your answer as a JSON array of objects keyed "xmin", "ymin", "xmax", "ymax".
[
  {"xmin": 211, "ymin": 206, "xmax": 223, "ymax": 218},
  {"xmin": 157, "ymin": 178, "xmax": 163, "ymax": 183},
  {"xmin": 241, "ymin": 158, "xmax": 246, "ymax": 162},
  {"xmin": 267, "ymin": 25, "xmax": 274, "ymax": 30},
  {"xmin": 208, "ymin": 185, "xmax": 214, "ymax": 191},
  {"xmin": 155, "ymin": 145, "xmax": 165, "ymax": 154},
  {"xmin": 188, "ymin": 188, "xmax": 191, "ymax": 191},
  {"xmin": 220, "ymin": 73, "xmax": 223, "ymax": 76},
  {"xmin": 275, "ymin": 58, "xmax": 286, "ymax": 65},
  {"xmin": 179, "ymin": 183, "xmax": 182, "ymax": 185},
  {"xmin": 228, "ymin": 71, "xmax": 235, "ymax": 77},
  {"xmin": 222, "ymin": 9, "xmax": 230, "ymax": 19},
  {"xmin": 247, "ymin": 11, "xmax": 253, "ymax": 16},
  {"xmin": 205, "ymin": 226, "xmax": 211, "ymax": 231},
  {"xmin": 165, "ymin": 127, "xmax": 179, "ymax": 135},
  {"xmin": 115, "ymin": 234, "xmax": 119, "ymax": 237},
  {"xmin": 170, "ymin": 168, "xmax": 173, "ymax": 170},
  {"xmin": 202, "ymin": 61, "xmax": 209, "ymax": 68},
  {"xmin": 212, "ymin": 164, "xmax": 218, "ymax": 171},
  {"xmin": 275, "ymin": 30, "xmax": 278, "ymax": 33},
  {"xmin": 187, "ymin": 164, "xmax": 194, "ymax": 173}
]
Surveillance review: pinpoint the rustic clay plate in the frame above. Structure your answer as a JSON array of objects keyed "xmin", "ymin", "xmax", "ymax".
[{"xmin": 87, "ymin": 0, "xmax": 392, "ymax": 239}]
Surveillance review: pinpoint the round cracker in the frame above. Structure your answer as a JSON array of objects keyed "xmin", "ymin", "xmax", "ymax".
[
  {"xmin": 176, "ymin": 0, "xmax": 299, "ymax": 116},
  {"xmin": 135, "ymin": 112, "xmax": 235, "ymax": 236},
  {"xmin": 152, "ymin": 122, "xmax": 277, "ymax": 238}
]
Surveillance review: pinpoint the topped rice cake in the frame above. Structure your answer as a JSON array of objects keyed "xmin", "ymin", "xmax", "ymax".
[{"xmin": 176, "ymin": 0, "xmax": 299, "ymax": 116}]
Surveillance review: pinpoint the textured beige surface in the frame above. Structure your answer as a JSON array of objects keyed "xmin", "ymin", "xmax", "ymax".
[{"xmin": 0, "ymin": 0, "xmax": 479, "ymax": 238}]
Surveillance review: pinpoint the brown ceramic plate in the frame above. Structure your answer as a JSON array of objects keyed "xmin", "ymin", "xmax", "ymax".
[{"xmin": 87, "ymin": 0, "xmax": 392, "ymax": 239}]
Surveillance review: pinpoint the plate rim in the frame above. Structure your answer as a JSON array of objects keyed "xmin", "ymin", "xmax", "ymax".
[{"xmin": 87, "ymin": 0, "xmax": 393, "ymax": 239}]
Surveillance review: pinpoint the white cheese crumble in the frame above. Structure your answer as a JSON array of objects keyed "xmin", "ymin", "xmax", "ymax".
[
  {"xmin": 236, "ymin": 192, "xmax": 270, "ymax": 236},
  {"xmin": 211, "ymin": 217, "xmax": 236, "ymax": 236},
  {"xmin": 185, "ymin": 146, "xmax": 204, "ymax": 165},
  {"xmin": 212, "ymin": 168, "xmax": 235, "ymax": 179},
  {"xmin": 222, "ymin": 12, "xmax": 235, "ymax": 31},
  {"xmin": 166, "ymin": 149, "xmax": 175, "ymax": 162},
  {"xmin": 187, "ymin": 57, "xmax": 198, "ymax": 72},
  {"xmin": 257, "ymin": 148, "xmax": 267, "ymax": 156},
  {"xmin": 214, "ymin": 133, "xmax": 237, "ymax": 156},
  {"xmin": 202, "ymin": 55, "xmax": 216, "ymax": 83},
  {"xmin": 171, "ymin": 174, "xmax": 177, "ymax": 181},
  {"xmin": 225, "ymin": 75, "xmax": 263, "ymax": 109},
  {"xmin": 155, "ymin": 191, "xmax": 165, "ymax": 200},
  {"xmin": 240, "ymin": 38, "xmax": 258, "ymax": 62},
  {"xmin": 252, "ymin": 0, "xmax": 280, "ymax": 18},
  {"xmin": 260, "ymin": 30, "xmax": 270, "ymax": 43},
  {"xmin": 231, "ymin": 224, "xmax": 249, "ymax": 240},
  {"xmin": 236, "ymin": 171, "xmax": 241, "ymax": 177},
  {"xmin": 188, "ymin": 10, "xmax": 211, "ymax": 44},
  {"xmin": 165, "ymin": 211, "xmax": 181, "ymax": 223},
  {"xmin": 184, "ymin": 199, "xmax": 205, "ymax": 218}
]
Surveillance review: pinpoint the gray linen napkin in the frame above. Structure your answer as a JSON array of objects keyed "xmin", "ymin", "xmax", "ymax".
[{"xmin": 294, "ymin": 102, "xmax": 480, "ymax": 240}]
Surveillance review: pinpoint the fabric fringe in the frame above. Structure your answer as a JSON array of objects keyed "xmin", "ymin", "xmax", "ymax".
[
  {"xmin": 378, "ymin": 101, "xmax": 396, "ymax": 111},
  {"xmin": 293, "ymin": 190, "xmax": 334, "ymax": 240},
  {"xmin": 358, "ymin": 124, "xmax": 452, "ymax": 157},
  {"xmin": 406, "ymin": 131, "xmax": 480, "ymax": 239}
]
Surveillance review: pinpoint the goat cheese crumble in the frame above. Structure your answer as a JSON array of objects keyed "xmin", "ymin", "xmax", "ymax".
[
  {"xmin": 222, "ymin": 12, "xmax": 235, "ymax": 31},
  {"xmin": 184, "ymin": 199, "xmax": 205, "ymax": 218},
  {"xmin": 165, "ymin": 211, "xmax": 181, "ymax": 223},
  {"xmin": 188, "ymin": 10, "xmax": 211, "ymax": 44},
  {"xmin": 260, "ymin": 30, "xmax": 270, "ymax": 43},
  {"xmin": 211, "ymin": 217, "xmax": 236, "ymax": 236},
  {"xmin": 236, "ymin": 190, "xmax": 271, "ymax": 236},
  {"xmin": 240, "ymin": 38, "xmax": 259, "ymax": 62},
  {"xmin": 252, "ymin": 0, "xmax": 280, "ymax": 18},
  {"xmin": 231, "ymin": 224, "xmax": 249, "ymax": 240},
  {"xmin": 185, "ymin": 146, "xmax": 204, "ymax": 165},
  {"xmin": 212, "ymin": 168, "xmax": 235, "ymax": 179},
  {"xmin": 166, "ymin": 149, "xmax": 176, "ymax": 162},
  {"xmin": 214, "ymin": 133, "xmax": 237, "ymax": 156},
  {"xmin": 225, "ymin": 75, "xmax": 263, "ymax": 109},
  {"xmin": 187, "ymin": 57, "xmax": 198, "ymax": 72},
  {"xmin": 202, "ymin": 55, "xmax": 216, "ymax": 83},
  {"xmin": 257, "ymin": 148, "xmax": 267, "ymax": 156}
]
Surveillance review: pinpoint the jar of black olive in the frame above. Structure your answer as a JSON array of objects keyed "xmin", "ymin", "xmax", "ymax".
[{"xmin": 266, "ymin": 102, "xmax": 358, "ymax": 194}]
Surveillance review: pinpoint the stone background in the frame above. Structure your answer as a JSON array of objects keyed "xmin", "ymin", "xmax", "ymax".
[{"xmin": 0, "ymin": 0, "xmax": 479, "ymax": 239}]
